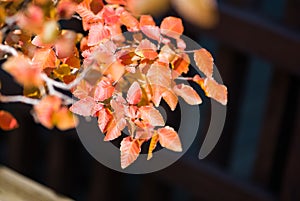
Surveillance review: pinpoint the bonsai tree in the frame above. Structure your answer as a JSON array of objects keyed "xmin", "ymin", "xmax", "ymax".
[{"xmin": 0, "ymin": 0, "xmax": 227, "ymax": 168}]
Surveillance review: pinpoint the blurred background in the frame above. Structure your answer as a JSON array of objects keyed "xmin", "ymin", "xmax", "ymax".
[{"xmin": 1, "ymin": 0, "xmax": 300, "ymax": 200}]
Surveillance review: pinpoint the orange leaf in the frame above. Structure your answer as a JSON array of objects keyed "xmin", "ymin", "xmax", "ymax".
[
  {"xmin": 202, "ymin": 77, "xmax": 228, "ymax": 105},
  {"xmin": 192, "ymin": 74, "xmax": 204, "ymax": 86},
  {"xmin": 172, "ymin": 53, "xmax": 190, "ymax": 78},
  {"xmin": 31, "ymin": 35, "xmax": 53, "ymax": 48},
  {"xmin": 157, "ymin": 126, "xmax": 182, "ymax": 152},
  {"xmin": 135, "ymin": 39, "xmax": 158, "ymax": 60},
  {"xmin": 98, "ymin": 108, "xmax": 112, "ymax": 132},
  {"xmin": 149, "ymin": 84, "xmax": 165, "ymax": 107},
  {"xmin": 3, "ymin": 55, "xmax": 43, "ymax": 87},
  {"xmin": 104, "ymin": 117, "xmax": 126, "ymax": 141},
  {"xmin": 161, "ymin": 88, "xmax": 178, "ymax": 111},
  {"xmin": 120, "ymin": 11, "xmax": 139, "ymax": 32},
  {"xmin": 32, "ymin": 48, "xmax": 57, "ymax": 69},
  {"xmin": 94, "ymin": 78, "xmax": 115, "ymax": 101},
  {"xmin": 173, "ymin": 84, "xmax": 202, "ymax": 105},
  {"xmin": 55, "ymin": 30, "xmax": 77, "ymax": 59},
  {"xmin": 53, "ymin": 107, "xmax": 78, "ymax": 130},
  {"xmin": 127, "ymin": 81, "xmax": 142, "ymax": 105},
  {"xmin": 147, "ymin": 133, "xmax": 159, "ymax": 160},
  {"xmin": 0, "ymin": 110, "xmax": 19, "ymax": 131},
  {"xmin": 57, "ymin": 0, "xmax": 77, "ymax": 19},
  {"xmin": 139, "ymin": 105, "xmax": 165, "ymax": 127},
  {"xmin": 120, "ymin": 136, "xmax": 142, "ymax": 169},
  {"xmin": 160, "ymin": 16, "xmax": 184, "ymax": 38},
  {"xmin": 139, "ymin": 15, "xmax": 160, "ymax": 40},
  {"xmin": 72, "ymin": 80, "xmax": 93, "ymax": 99},
  {"xmin": 17, "ymin": 5, "xmax": 44, "ymax": 34},
  {"xmin": 140, "ymin": 25, "xmax": 161, "ymax": 41},
  {"xmin": 149, "ymin": 84, "xmax": 178, "ymax": 111},
  {"xmin": 104, "ymin": 61, "xmax": 125, "ymax": 82},
  {"xmin": 194, "ymin": 48, "xmax": 214, "ymax": 77},
  {"xmin": 139, "ymin": 15, "xmax": 155, "ymax": 26},
  {"xmin": 147, "ymin": 63, "xmax": 171, "ymax": 87},
  {"xmin": 34, "ymin": 96, "xmax": 62, "ymax": 129}
]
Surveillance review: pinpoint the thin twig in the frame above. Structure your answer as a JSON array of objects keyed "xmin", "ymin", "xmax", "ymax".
[
  {"xmin": 0, "ymin": 44, "xmax": 18, "ymax": 56},
  {"xmin": 47, "ymin": 84, "xmax": 74, "ymax": 105},
  {"xmin": 0, "ymin": 94, "xmax": 39, "ymax": 105},
  {"xmin": 41, "ymin": 64, "xmax": 93, "ymax": 90}
]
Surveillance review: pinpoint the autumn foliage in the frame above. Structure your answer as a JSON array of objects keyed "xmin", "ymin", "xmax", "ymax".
[{"xmin": 0, "ymin": 0, "xmax": 227, "ymax": 168}]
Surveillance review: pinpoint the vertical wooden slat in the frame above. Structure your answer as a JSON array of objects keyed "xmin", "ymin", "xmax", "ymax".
[
  {"xmin": 280, "ymin": 84, "xmax": 300, "ymax": 201},
  {"xmin": 205, "ymin": 45, "xmax": 248, "ymax": 168},
  {"xmin": 284, "ymin": 0, "xmax": 300, "ymax": 30},
  {"xmin": 45, "ymin": 131, "xmax": 79, "ymax": 198},
  {"xmin": 87, "ymin": 162, "xmax": 123, "ymax": 201},
  {"xmin": 139, "ymin": 175, "xmax": 171, "ymax": 201},
  {"xmin": 252, "ymin": 70, "xmax": 289, "ymax": 188}
]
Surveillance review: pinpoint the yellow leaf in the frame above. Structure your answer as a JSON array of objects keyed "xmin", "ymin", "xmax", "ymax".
[
  {"xmin": 172, "ymin": 0, "xmax": 219, "ymax": 28},
  {"xmin": 147, "ymin": 133, "xmax": 159, "ymax": 160},
  {"xmin": 23, "ymin": 87, "xmax": 41, "ymax": 99}
]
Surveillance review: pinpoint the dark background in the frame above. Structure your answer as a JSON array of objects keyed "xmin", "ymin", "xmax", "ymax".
[{"xmin": 1, "ymin": 0, "xmax": 300, "ymax": 200}]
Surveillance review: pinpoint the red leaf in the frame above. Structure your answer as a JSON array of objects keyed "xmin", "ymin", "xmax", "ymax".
[
  {"xmin": 110, "ymin": 96, "xmax": 126, "ymax": 120},
  {"xmin": 101, "ymin": 6, "xmax": 119, "ymax": 25},
  {"xmin": 94, "ymin": 78, "xmax": 115, "ymax": 101},
  {"xmin": 202, "ymin": 77, "xmax": 228, "ymax": 105},
  {"xmin": 157, "ymin": 126, "xmax": 182, "ymax": 152},
  {"xmin": 105, "ymin": 0, "xmax": 127, "ymax": 5},
  {"xmin": 139, "ymin": 106, "xmax": 165, "ymax": 127},
  {"xmin": 147, "ymin": 133, "xmax": 159, "ymax": 160},
  {"xmin": 98, "ymin": 108, "xmax": 112, "ymax": 132},
  {"xmin": 127, "ymin": 81, "xmax": 142, "ymax": 105},
  {"xmin": 88, "ymin": 23, "xmax": 110, "ymax": 46},
  {"xmin": 194, "ymin": 48, "xmax": 214, "ymax": 77},
  {"xmin": 160, "ymin": 16, "xmax": 184, "ymax": 38},
  {"xmin": 120, "ymin": 136, "xmax": 142, "ymax": 169},
  {"xmin": 0, "ymin": 111, "xmax": 19, "ymax": 131},
  {"xmin": 76, "ymin": 0, "xmax": 103, "ymax": 30},
  {"xmin": 69, "ymin": 97, "xmax": 95, "ymax": 117},
  {"xmin": 32, "ymin": 48, "xmax": 57, "ymax": 69},
  {"xmin": 173, "ymin": 84, "xmax": 202, "ymax": 105}
]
